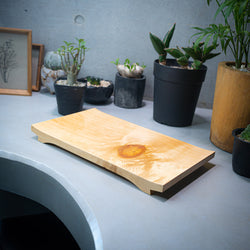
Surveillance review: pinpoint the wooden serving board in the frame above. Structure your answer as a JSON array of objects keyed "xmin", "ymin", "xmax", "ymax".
[{"xmin": 31, "ymin": 108, "xmax": 215, "ymax": 194}]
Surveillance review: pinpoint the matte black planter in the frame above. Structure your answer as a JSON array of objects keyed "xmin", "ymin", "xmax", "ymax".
[
  {"xmin": 153, "ymin": 59, "xmax": 207, "ymax": 127},
  {"xmin": 232, "ymin": 128, "xmax": 250, "ymax": 178},
  {"xmin": 114, "ymin": 72, "xmax": 146, "ymax": 108},
  {"xmin": 82, "ymin": 77, "xmax": 114, "ymax": 104},
  {"xmin": 54, "ymin": 77, "xmax": 86, "ymax": 115}
]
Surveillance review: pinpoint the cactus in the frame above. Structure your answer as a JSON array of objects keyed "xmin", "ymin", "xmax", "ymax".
[
  {"xmin": 240, "ymin": 124, "xmax": 250, "ymax": 142},
  {"xmin": 166, "ymin": 42, "xmax": 220, "ymax": 69},
  {"xmin": 44, "ymin": 51, "xmax": 63, "ymax": 70},
  {"xmin": 56, "ymin": 38, "xmax": 87, "ymax": 86},
  {"xmin": 149, "ymin": 23, "xmax": 176, "ymax": 65}
]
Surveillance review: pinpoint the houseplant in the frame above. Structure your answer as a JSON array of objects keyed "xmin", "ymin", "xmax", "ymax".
[
  {"xmin": 150, "ymin": 24, "xmax": 219, "ymax": 126},
  {"xmin": 192, "ymin": 0, "xmax": 250, "ymax": 152},
  {"xmin": 232, "ymin": 124, "xmax": 250, "ymax": 178},
  {"xmin": 41, "ymin": 51, "xmax": 66, "ymax": 94},
  {"xmin": 83, "ymin": 76, "xmax": 114, "ymax": 104},
  {"xmin": 112, "ymin": 58, "xmax": 146, "ymax": 108},
  {"xmin": 54, "ymin": 38, "xmax": 87, "ymax": 115}
]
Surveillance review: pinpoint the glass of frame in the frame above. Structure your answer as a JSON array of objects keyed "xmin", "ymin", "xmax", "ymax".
[
  {"xmin": 32, "ymin": 43, "xmax": 44, "ymax": 91},
  {"xmin": 0, "ymin": 27, "xmax": 32, "ymax": 96}
]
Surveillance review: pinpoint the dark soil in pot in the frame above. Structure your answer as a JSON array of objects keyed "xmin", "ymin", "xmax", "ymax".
[
  {"xmin": 232, "ymin": 128, "xmax": 250, "ymax": 178},
  {"xmin": 114, "ymin": 72, "xmax": 146, "ymax": 109},
  {"xmin": 153, "ymin": 59, "xmax": 207, "ymax": 127},
  {"xmin": 54, "ymin": 77, "xmax": 86, "ymax": 115}
]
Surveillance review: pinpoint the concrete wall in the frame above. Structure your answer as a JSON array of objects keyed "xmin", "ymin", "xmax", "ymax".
[{"xmin": 0, "ymin": 0, "xmax": 233, "ymax": 108}]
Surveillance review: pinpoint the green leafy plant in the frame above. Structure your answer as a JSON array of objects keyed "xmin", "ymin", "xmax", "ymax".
[
  {"xmin": 192, "ymin": 0, "xmax": 250, "ymax": 69},
  {"xmin": 57, "ymin": 38, "xmax": 87, "ymax": 85},
  {"xmin": 165, "ymin": 42, "xmax": 220, "ymax": 69},
  {"xmin": 86, "ymin": 76, "xmax": 101, "ymax": 86},
  {"xmin": 111, "ymin": 58, "xmax": 146, "ymax": 70},
  {"xmin": 149, "ymin": 23, "xmax": 176, "ymax": 65},
  {"xmin": 111, "ymin": 58, "xmax": 146, "ymax": 78},
  {"xmin": 240, "ymin": 124, "xmax": 250, "ymax": 141}
]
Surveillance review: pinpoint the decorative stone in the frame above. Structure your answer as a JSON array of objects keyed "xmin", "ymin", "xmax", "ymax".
[{"xmin": 41, "ymin": 65, "xmax": 66, "ymax": 94}]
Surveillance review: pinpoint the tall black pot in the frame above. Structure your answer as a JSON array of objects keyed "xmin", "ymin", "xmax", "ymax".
[
  {"xmin": 153, "ymin": 59, "xmax": 207, "ymax": 127},
  {"xmin": 232, "ymin": 128, "xmax": 250, "ymax": 178},
  {"xmin": 114, "ymin": 72, "xmax": 146, "ymax": 109},
  {"xmin": 54, "ymin": 77, "xmax": 86, "ymax": 115}
]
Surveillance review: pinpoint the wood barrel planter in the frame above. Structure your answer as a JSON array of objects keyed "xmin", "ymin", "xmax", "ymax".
[{"xmin": 210, "ymin": 62, "xmax": 250, "ymax": 153}]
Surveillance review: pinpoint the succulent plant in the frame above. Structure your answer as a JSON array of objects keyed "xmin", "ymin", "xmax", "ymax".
[
  {"xmin": 165, "ymin": 42, "xmax": 220, "ymax": 69},
  {"xmin": 44, "ymin": 51, "xmax": 63, "ymax": 70},
  {"xmin": 149, "ymin": 23, "xmax": 176, "ymax": 65},
  {"xmin": 111, "ymin": 58, "xmax": 146, "ymax": 78},
  {"xmin": 86, "ymin": 76, "xmax": 101, "ymax": 86},
  {"xmin": 240, "ymin": 124, "xmax": 250, "ymax": 142},
  {"xmin": 56, "ymin": 38, "xmax": 87, "ymax": 86}
]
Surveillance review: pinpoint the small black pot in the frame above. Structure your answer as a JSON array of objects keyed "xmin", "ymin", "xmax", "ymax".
[
  {"xmin": 82, "ymin": 77, "xmax": 114, "ymax": 104},
  {"xmin": 153, "ymin": 59, "xmax": 207, "ymax": 127},
  {"xmin": 54, "ymin": 77, "xmax": 86, "ymax": 115},
  {"xmin": 114, "ymin": 72, "xmax": 146, "ymax": 109},
  {"xmin": 232, "ymin": 128, "xmax": 250, "ymax": 178}
]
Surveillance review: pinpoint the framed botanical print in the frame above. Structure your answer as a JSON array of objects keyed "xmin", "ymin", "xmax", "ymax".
[{"xmin": 0, "ymin": 27, "xmax": 32, "ymax": 96}]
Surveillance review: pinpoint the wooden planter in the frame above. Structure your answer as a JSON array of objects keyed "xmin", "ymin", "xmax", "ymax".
[{"xmin": 210, "ymin": 62, "xmax": 250, "ymax": 153}]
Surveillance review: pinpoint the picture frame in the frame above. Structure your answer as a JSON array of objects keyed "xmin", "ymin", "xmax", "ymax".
[
  {"xmin": 0, "ymin": 27, "xmax": 32, "ymax": 96},
  {"xmin": 32, "ymin": 43, "xmax": 44, "ymax": 91}
]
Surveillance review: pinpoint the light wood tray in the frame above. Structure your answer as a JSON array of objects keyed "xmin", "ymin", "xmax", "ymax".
[{"xmin": 31, "ymin": 108, "xmax": 215, "ymax": 194}]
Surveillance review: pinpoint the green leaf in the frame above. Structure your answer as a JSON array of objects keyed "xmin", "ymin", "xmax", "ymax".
[
  {"xmin": 165, "ymin": 48, "xmax": 184, "ymax": 59},
  {"xmin": 177, "ymin": 56, "xmax": 189, "ymax": 67},
  {"xmin": 192, "ymin": 60, "xmax": 202, "ymax": 70},
  {"xmin": 163, "ymin": 23, "xmax": 176, "ymax": 48},
  {"xmin": 125, "ymin": 58, "xmax": 130, "ymax": 65},
  {"xmin": 149, "ymin": 32, "xmax": 165, "ymax": 54},
  {"xmin": 182, "ymin": 47, "xmax": 198, "ymax": 59},
  {"xmin": 204, "ymin": 52, "xmax": 221, "ymax": 61}
]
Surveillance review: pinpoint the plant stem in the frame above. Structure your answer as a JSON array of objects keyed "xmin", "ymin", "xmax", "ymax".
[{"xmin": 67, "ymin": 72, "xmax": 77, "ymax": 86}]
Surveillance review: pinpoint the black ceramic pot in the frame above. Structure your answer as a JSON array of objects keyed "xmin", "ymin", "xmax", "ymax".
[
  {"xmin": 153, "ymin": 59, "xmax": 207, "ymax": 127},
  {"xmin": 82, "ymin": 77, "xmax": 114, "ymax": 104},
  {"xmin": 232, "ymin": 128, "xmax": 250, "ymax": 178},
  {"xmin": 114, "ymin": 72, "xmax": 146, "ymax": 109},
  {"xmin": 54, "ymin": 77, "xmax": 86, "ymax": 115}
]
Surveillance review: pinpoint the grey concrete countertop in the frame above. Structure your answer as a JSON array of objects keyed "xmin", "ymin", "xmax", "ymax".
[{"xmin": 0, "ymin": 90, "xmax": 249, "ymax": 250}]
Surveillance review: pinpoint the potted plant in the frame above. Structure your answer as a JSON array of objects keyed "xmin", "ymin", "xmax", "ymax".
[
  {"xmin": 112, "ymin": 58, "xmax": 146, "ymax": 108},
  {"xmin": 192, "ymin": 0, "xmax": 250, "ymax": 152},
  {"xmin": 82, "ymin": 76, "xmax": 113, "ymax": 104},
  {"xmin": 232, "ymin": 124, "xmax": 250, "ymax": 178},
  {"xmin": 54, "ymin": 38, "xmax": 87, "ymax": 115},
  {"xmin": 41, "ymin": 51, "xmax": 66, "ymax": 94},
  {"xmin": 150, "ymin": 24, "xmax": 219, "ymax": 126}
]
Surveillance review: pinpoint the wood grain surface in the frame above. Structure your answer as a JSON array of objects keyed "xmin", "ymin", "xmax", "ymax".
[{"xmin": 31, "ymin": 108, "xmax": 215, "ymax": 194}]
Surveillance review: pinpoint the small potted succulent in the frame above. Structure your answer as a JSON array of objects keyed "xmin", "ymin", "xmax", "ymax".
[
  {"xmin": 150, "ymin": 23, "xmax": 219, "ymax": 127},
  {"xmin": 82, "ymin": 76, "xmax": 113, "ymax": 104},
  {"xmin": 112, "ymin": 58, "xmax": 146, "ymax": 108},
  {"xmin": 232, "ymin": 124, "xmax": 250, "ymax": 178},
  {"xmin": 54, "ymin": 38, "xmax": 87, "ymax": 115},
  {"xmin": 41, "ymin": 51, "xmax": 66, "ymax": 94}
]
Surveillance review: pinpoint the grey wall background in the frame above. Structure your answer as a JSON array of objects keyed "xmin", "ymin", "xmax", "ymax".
[{"xmin": 0, "ymin": 0, "xmax": 233, "ymax": 108}]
